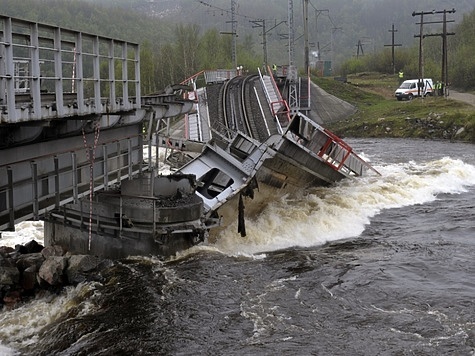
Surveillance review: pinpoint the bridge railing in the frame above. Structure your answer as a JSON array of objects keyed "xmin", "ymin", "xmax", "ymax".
[
  {"xmin": 0, "ymin": 131, "xmax": 145, "ymax": 231},
  {"xmin": 0, "ymin": 15, "xmax": 141, "ymax": 123},
  {"xmin": 285, "ymin": 113, "xmax": 381, "ymax": 177},
  {"xmin": 203, "ymin": 69, "xmax": 237, "ymax": 84}
]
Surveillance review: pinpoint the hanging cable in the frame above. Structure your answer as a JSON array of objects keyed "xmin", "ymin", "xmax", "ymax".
[{"xmin": 82, "ymin": 119, "xmax": 101, "ymax": 251}]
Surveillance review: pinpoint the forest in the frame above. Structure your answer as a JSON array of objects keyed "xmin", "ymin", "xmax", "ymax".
[{"xmin": 1, "ymin": 0, "xmax": 474, "ymax": 92}]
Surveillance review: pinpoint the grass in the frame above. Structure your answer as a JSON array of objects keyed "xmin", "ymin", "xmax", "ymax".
[{"xmin": 311, "ymin": 72, "xmax": 475, "ymax": 143}]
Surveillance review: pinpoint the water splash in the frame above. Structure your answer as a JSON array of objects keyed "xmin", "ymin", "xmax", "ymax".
[
  {"xmin": 0, "ymin": 282, "xmax": 100, "ymax": 353},
  {"xmin": 212, "ymin": 157, "xmax": 475, "ymax": 255},
  {"xmin": 1, "ymin": 221, "xmax": 44, "ymax": 248}
]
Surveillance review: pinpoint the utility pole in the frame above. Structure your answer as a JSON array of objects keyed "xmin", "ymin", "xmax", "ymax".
[
  {"xmin": 441, "ymin": 9, "xmax": 455, "ymax": 97},
  {"xmin": 314, "ymin": 9, "xmax": 329, "ymax": 77},
  {"xmin": 220, "ymin": 0, "xmax": 238, "ymax": 70},
  {"xmin": 384, "ymin": 24, "xmax": 402, "ymax": 74},
  {"xmin": 413, "ymin": 9, "xmax": 455, "ymax": 98},
  {"xmin": 251, "ymin": 19, "xmax": 286, "ymax": 70},
  {"xmin": 231, "ymin": 0, "xmax": 237, "ymax": 69},
  {"xmin": 314, "ymin": 9, "xmax": 329, "ymax": 61},
  {"xmin": 330, "ymin": 27, "xmax": 342, "ymax": 73},
  {"xmin": 356, "ymin": 40, "xmax": 364, "ymax": 58},
  {"xmin": 413, "ymin": 11, "xmax": 426, "ymax": 97},
  {"xmin": 287, "ymin": 0, "xmax": 298, "ymax": 113},
  {"xmin": 288, "ymin": 0, "xmax": 295, "ymax": 66},
  {"xmin": 303, "ymin": 0, "xmax": 309, "ymax": 74}
]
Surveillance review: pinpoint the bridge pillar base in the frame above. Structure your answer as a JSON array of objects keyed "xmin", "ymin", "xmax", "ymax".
[{"xmin": 43, "ymin": 173, "xmax": 218, "ymax": 259}]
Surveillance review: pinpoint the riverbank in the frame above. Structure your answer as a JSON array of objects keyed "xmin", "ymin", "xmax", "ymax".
[
  {"xmin": 0, "ymin": 241, "xmax": 111, "ymax": 309},
  {"xmin": 312, "ymin": 72, "xmax": 475, "ymax": 143}
]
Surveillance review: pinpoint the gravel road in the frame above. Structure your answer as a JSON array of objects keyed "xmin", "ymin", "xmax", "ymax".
[{"xmin": 449, "ymin": 90, "xmax": 475, "ymax": 106}]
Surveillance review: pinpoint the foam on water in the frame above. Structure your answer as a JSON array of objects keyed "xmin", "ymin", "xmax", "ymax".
[
  {"xmin": 1, "ymin": 221, "xmax": 44, "ymax": 248},
  {"xmin": 1, "ymin": 149, "xmax": 474, "ymax": 353},
  {"xmin": 212, "ymin": 157, "xmax": 475, "ymax": 255},
  {"xmin": 0, "ymin": 282, "xmax": 100, "ymax": 352},
  {"xmin": 0, "ymin": 345, "xmax": 18, "ymax": 356},
  {"xmin": 3, "ymin": 156, "xmax": 474, "ymax": 259}
]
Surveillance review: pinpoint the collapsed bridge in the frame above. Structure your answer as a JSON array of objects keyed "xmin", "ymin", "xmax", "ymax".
[{"xmin": 0, "ymin": 15, "xmax": 379, "ymax": 258}]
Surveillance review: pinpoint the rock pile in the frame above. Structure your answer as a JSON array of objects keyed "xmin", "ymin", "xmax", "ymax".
[{"xmin": 0, "ymin": 240, "xmax": 110, "ymax": 308}]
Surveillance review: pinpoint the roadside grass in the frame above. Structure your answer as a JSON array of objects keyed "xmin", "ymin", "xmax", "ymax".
[{"xmin": 311, "ymin": 72, "xmax": 475, "ymax": 143}]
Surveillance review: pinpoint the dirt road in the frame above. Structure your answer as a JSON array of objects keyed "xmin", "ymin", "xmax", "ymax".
[{"xmin": 448, "ymin": 90, "xmax": 475, "ymax": 106}]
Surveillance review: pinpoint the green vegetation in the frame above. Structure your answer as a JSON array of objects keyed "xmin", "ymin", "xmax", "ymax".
[
  {"xmin": 312, "ymin": 72, "xmax": 475, "ymax": 143},
  {"xmin": 1, "ymin": 0, "xmax": 475, "ymax": 93},
  {"xmin": 141, "ymin": 25, "xmax": 261, "ymax": 94}
]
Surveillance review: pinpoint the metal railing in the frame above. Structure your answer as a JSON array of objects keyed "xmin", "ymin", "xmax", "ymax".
[
  {"xmin": 259, "ymin": 66, "xmax": 290, "ymax": 129},
  {"xmin": 203, "ymin": 69, "xmax": 237, "ymax": 84},
  {"xmin": 0, "ymin": 133, "xmax": 144, "ymax": 231},
  {"xmin": 0, "ymin": 15, "xmax": 141, "ymax": 123},
  {"xmin": 285, "ymin": 113, "xmax": 381, "ymax": 177}
]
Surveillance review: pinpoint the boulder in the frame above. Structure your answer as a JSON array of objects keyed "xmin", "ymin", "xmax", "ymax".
[
  {"xmin": 15, "ymin": 253, "xmax": 45, "ymax": 272},
  {"xmin": 21, "ymin": 265, "xmax": 38, "ymax": 291},
  {"xmin": 0, "ymin": 266, "xmax": 20, "ymax": 285},
  {"xmin": 0, "ymin": 241, "xmax": 115, "ymax": 308},
  {"xmin": 66, "ymin": 255, "xmax": 101, "ymax": 284},
  {"xmin": 455, "ymin": 127, "xmax": 465, "ymax": 136},
  {"xmin": 0, "ymin": 246, "xmax": 14, "ymax": 255},
  {"xmin": 41, "ymin": 245, "xmax": 67, "ymax": 258},
  {"xmin": 38, "ymin": 256, "xmax": 68, "ymax": 286},
  {"xmin": 0, "ymin": 254, "xmax": 15, "ymax": 268},
  {"xmin": 3, "ymin": 290, "xmax": 22, "ymax": 306},
  {"xmin": 24, "ymin": 240, "xmax": 44, "ymax": 253},
  {"xmin": 14, "ymin": 244, "xmax": 28, "ymax": 254}
]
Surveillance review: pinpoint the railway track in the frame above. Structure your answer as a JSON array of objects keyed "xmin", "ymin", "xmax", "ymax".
[{"xmin": 219, "ymin": 75, "xmax": 277, "ymax": 142}]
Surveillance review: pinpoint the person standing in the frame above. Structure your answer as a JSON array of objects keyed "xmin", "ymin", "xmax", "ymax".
[{"xmin": 398, "ymin": 70, "xmax": 404, "ymax": 84}]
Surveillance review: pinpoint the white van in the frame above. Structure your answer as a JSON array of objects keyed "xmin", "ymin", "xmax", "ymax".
[{"xmin": 395, "ymin": 79, "xmax": 434, "ymax": 101}]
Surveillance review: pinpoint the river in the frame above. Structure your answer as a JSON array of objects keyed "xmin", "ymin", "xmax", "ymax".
[{"xmin": 1, "ymin": 138, "xmax": 475, "ymax": 355}]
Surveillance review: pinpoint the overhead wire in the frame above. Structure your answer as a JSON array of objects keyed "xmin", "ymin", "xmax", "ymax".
[
  {"xmin": 308, "ymin": 0, "xmax": 337, "ymax": 28},
  {"xmin": 192, "ymin": 0, "xmax": 285, "ymax": 24}
]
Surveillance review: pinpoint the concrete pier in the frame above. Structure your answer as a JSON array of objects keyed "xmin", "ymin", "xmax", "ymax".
[{"xmin": 44, "ymin": 174, "xmax": 220, "ymax": 259}]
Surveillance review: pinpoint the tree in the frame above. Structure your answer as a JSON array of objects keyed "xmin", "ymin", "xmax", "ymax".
[
  {"xmin": 198, "ymin": 29, "xmax": 229, "ymax": 69},
  {"xmin": 174, "ymin": 24, "xmax": 201, "ymax": 80},
  {"xmin": 140, "ymin": 41, "xmax": 157, "ymax": 94}
]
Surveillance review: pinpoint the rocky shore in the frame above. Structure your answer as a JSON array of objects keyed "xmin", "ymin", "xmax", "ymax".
[
  {"xmin": 0, "ymin": 240, "xmax": 112, "ymax": 309},
  {"xmin": 329, "ymin": 111, "xmax": 471, "ymax": 142}
]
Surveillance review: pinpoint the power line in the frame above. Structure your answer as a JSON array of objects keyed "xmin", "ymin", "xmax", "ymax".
[
  {"xmin": 193, "ymin": 0, "xmax": 263, "ymax": 22},
  {"xmin": 308, "ymin": 0, "xmax": 336, "ymax": 27},
  {"xmin": 413, "ymin": 8, "xmax": 456, "ymax": 98},
  {"xmin": 250, "ymin": 19, "xmax": 286, "ymax": 68}
]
